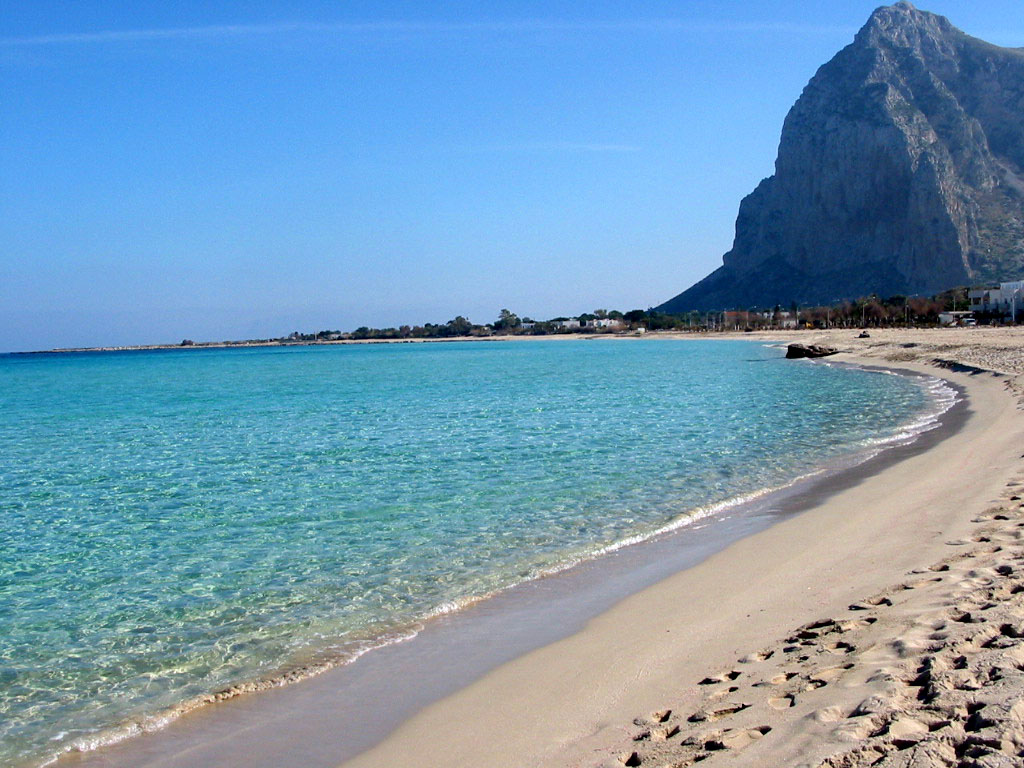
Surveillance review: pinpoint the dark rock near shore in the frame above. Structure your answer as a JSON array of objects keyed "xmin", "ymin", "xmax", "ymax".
[
  {"xmin": 658, "ymin": 2, "xmax": 1024, "ymax": 312},
  {"xmin": 786, "ymin": 344, "xmax": 838, "ymax": 359}
]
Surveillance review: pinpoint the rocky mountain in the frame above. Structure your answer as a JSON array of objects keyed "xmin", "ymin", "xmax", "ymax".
[{"xmin": 657, "ymin": 2, "xmax": 1024, "ymax": 313}]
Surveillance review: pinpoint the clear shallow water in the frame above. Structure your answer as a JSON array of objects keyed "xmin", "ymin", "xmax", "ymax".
[{"xmin": 0, "ymin": 340, "xmax": 950, "ymax": 766}]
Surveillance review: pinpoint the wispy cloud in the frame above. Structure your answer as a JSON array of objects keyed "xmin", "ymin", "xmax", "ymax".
[
  {"xmin": 444, "ymin": 142, "xmax": 644, "ymax": 156},
  {"xmin": 464, "ymin": 141, "xmax": 642, "ymax": 154},
  {"xmin": 0, "ymin": 21, "xmax": 333, "ymax": 47},
  {"xmin": 560, "ymin": 142, "xmax": 642, "ymax": 153},
  {"xmin": 0, "ymin": 19, "xmax": 856, "ymax": 48}
]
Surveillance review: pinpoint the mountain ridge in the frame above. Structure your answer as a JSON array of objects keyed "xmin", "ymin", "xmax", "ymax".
[{"xmin": 657, "ymin": 2, "xmax": 1024, "ymax": 312}]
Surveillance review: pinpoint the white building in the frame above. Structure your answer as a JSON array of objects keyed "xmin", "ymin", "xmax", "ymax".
[
  {"xmin": 776, "ymin": 311, "xmax": 799, "ymax": 329},
  {"xmin": 554, "ymin": 319, "xmax": 581, "ymax": 329},
  {"xmin": 758, "ymin": 310, "xmax": 797, "ymax": 328},
  {"xmin": 969, "ymin": 280, "xmax": 1024, "ymax": 319},
  {"xmin": 587, "ymin": 318, "xmax": 624, "ymax": 329},
  {"xmin": 938, "ymin": 311, "xmax": 975, "ymax": 327}
]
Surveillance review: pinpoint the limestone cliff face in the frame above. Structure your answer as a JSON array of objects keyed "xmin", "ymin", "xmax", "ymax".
[{"xmin": 658, "ymin": 2, "xmax": 1024, "ymax": 312}]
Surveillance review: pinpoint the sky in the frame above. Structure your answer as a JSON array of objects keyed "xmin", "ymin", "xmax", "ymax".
[{"xmin": 1, "ymin": 1, "xmax": 1022, "ymax": 351}]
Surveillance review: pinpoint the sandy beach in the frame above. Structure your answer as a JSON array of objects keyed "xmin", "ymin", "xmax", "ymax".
[
  {"xmin": 61, "ymin": 328, "xmax": 1024, "ymax": 768},
  {"xmin": 339, "ymin": 328, "xmax": 1024, "ymax": 768}
]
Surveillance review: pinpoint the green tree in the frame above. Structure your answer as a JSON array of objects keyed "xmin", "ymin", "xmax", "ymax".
[
  {"xmin": 624, "ymin": 309, "xmax": 646, "ymax": 324},
  {"xmin": 446, "ymin": 316, "xmax": 473, "ymax": 336},
  {"xmin": 494, "ymin": 308, "xmax": 520, "ymax": 331}
]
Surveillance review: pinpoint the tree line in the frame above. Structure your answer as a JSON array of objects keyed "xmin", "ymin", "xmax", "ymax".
[
  {"xmin": 279, "ymin": 287, "xmax": 984, "ymax": 343},
  {"xmin": 285, "ymin": 308, "xmax": 642, "ymax": 342}
]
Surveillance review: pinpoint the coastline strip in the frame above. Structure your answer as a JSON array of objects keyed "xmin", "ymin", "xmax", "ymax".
[{"xmin": 55, "ymin": 353, "xmax": 999, "ymax": 768}]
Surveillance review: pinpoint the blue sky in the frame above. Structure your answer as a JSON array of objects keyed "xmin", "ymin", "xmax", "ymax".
[{"xmin": 1, "ymin": 1, "xmax": 1021, "ymax": 351}]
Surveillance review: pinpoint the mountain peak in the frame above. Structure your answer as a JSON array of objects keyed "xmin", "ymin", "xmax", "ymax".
[
  {"xmin": 872, "ymin": 1, "xmax": 921, "ymax": 21},
  {"xmin": 857, "ymin": 2, "xmax": 957, "ymax": 50},
  {"xmin": 876, "ymin": 1, "xmax": 920, "ymax": 18},
  {"xmin": 656, "ymin": 5, "xmax": 1024, "ymax": 313}
]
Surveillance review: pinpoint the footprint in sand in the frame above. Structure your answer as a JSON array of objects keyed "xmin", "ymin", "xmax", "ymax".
[
  {"xmin": 809, "ymin": 663, "xmax": 854, "ymax": 686},
  {"xmin": 687, "ymin": 702, "xmax": 750, "ymax": 723},
  {"xmin": 703, "ymin": 725, "xmax": 771, "ymax": 751},
  {"xmin": 650, "ymin": 724, "xmax": 679, "ymax": 740},
  {"xmin": 949, "ymin": 609, "xmax": 982, "ymax": 624},
  {"xmin": 788, "ymin": 619, "xmax": 838, "ymax": 642},
  {"xmin": 767, "ymin": 671, "xmax": 798, "ymax": 685},
  {"xmin": 837, "ymin": 617, "xmax": 877, "ymax": 633},
  {"xmin": 698, "ymin": 669, "xmax": 741, "ymax": 685},
  {"xmin": 902, "ymin": 576, "xmax": 943, "ymax": 590},
  {"xmin": 825, "ymin": 641, "xmax": 856, "ymax": 654},
  {"xmin": 849, "ymin": 595, "xmax": 893, "ymax": 610}
]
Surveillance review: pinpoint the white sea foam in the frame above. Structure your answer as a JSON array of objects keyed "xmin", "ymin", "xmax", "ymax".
[{"xmin": 851, "ymin": 371, "xmax": 959, "ymax": 449}]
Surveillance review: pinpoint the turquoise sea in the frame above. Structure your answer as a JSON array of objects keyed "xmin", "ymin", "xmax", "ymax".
[{"xmin": 0, "ymin": 339, "xmax": 954, "ymax": 767}]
